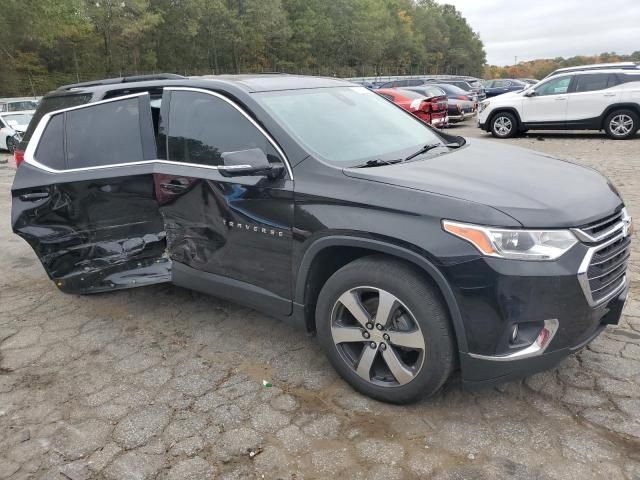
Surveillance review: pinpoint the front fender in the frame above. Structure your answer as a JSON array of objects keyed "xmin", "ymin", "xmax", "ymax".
[{"xmin": 294, "ymin": 234, "xmax": 469, "ymax": 353}]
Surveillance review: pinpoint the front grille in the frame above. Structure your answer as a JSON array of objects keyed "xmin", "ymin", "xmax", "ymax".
[
  {"xmin": 579, "ymin": 211, "xmax": 623, "ymax": 241},
  {"xmin": 576, "ymin": 210, "xmax": 630, "ymax": 306}
]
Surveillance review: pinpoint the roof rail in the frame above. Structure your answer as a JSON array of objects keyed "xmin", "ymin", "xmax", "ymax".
[
  {"xmin": 544, "ymin": 62, "xmax": 640, "ymax": 78},
  {"xmin": 56, "ymin": 73, "xmax": 187, "ymax": 91}
]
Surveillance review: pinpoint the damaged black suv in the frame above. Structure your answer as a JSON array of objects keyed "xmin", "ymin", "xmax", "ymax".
[{"xmin": 12, "ymin": 74, "xmax": 631, "ymax": 403}]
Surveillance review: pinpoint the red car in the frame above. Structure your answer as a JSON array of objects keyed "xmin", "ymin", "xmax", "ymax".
[{"xmin": 375, "ymin": 88, "xmax": 448, "ymax": 127}]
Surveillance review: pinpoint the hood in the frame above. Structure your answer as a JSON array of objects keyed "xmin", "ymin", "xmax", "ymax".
[
  {"xmin": 343, "ymin": 139, "xmax": 622, "ymax": 228},
  {"xmin": 488, "ymin": 91, "xmax": 522, "ymax": 102},
  {"xmin": 5, "ymin": 122, "xmax": 27, "ymax": 133}
]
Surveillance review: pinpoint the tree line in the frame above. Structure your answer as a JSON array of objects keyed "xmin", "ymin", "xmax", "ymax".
[
  {"xmin": 486, "ymin": 52, "xmax": 640, "ymax": 80},
  {"xmin": 0, "ymin": 0, "xmax": 486, "ymax": 97}
]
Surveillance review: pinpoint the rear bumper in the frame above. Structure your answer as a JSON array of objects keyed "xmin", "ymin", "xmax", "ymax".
[
  {"xmin": 448, "ymin": 111, "xmax": 473, "ymax": 123},
  {"xmin": 431, "ymin": 114, "xmax": 448, "ymax": 127}
]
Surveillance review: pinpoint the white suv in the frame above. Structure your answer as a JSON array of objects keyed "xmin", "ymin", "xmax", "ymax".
[{"xmin": 477, "ymin": 69, "xmax": 640, "ymax": 140}]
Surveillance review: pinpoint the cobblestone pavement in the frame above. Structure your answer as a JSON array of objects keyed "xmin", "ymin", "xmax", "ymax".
[{"xmin": 1, "ymin": 126, "xmax": 639, "ymax": 480}]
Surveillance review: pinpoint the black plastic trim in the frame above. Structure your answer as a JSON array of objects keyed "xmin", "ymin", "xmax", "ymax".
[{"xmin": 172, "ymin": 261, "xmax": 292, "ymax": 317}]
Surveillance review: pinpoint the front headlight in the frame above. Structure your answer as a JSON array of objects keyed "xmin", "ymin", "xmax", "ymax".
[
  {"xmin": 478, "ymin": 101, "xmax": 489, "ymax": 113},
  {"xmin": 443, "ymin": 220, "xmax": 578, "ymax": 261}
]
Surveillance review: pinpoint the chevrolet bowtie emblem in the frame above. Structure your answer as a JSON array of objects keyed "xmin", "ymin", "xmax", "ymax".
[{"xmin": 622, "ymin": 211, "xmax": 633, "ymax": 238}]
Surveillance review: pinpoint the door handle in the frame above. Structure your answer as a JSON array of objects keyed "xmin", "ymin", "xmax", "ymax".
[
  {"xmin": 20, "ymin": 191, "xmax": 49, "ymax": 201},
  {"xmin": 159, "ymin": 180, "xmax": 189, "ymax": 193},
  {"xmin": 555, "ymin": 97, "xmax": 566, "ymax": 100},
  {"xmin": 603, "ymin": 93, "xmax": 616, "ymax": 97}
]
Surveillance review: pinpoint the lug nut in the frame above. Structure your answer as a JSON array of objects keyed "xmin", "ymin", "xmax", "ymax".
[
  {"xmin": 383, "ymin": 333, "xmax": 390, "ymax": 341},
  {"xmin": 370, "ymin": 342, "xmax": 377, "ymax": 349},
  {"xmin": 366, "ymin": 323, "xmax": 373, "ymax": 330},
  {"xmin": 376, "ymin": 323, "xmax": 383, "ymax": 330},
  {"xmin": 380, "ymin": 342, "xmax": 386, "ymax": 351},
  {"xmin": 362, "ymin": 331, "xmax": 370, "ymax": 339}
]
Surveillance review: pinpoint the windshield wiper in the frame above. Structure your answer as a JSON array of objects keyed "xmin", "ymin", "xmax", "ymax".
[
  {"xmin": 354, "ymin": 158, "xmax": 402, "ymax": 168},
  {"xmin": 403, "ymin": 142, "xmax": 462, "ymax": 162}
]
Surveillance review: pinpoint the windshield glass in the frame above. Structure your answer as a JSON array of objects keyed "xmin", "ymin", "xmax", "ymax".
[
  {"xmin": 8, "ymin": 101, "xmax": 38, "ymax": 111},
  {"xmin": 2, "ymin": 113, "xmax": 32, "ymax": 126},
  {"xmin": 435, "ymin": 84, "xmax": 467, "ymax": 95},
  {"xmin": 256, "ymin": 87, "xmax": 443, "ymax": 166}
]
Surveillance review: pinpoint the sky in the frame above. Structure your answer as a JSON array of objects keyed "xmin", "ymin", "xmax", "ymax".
[{"xmin": 434, "ymin": 0, "xmax": 640, "ymax": 66}]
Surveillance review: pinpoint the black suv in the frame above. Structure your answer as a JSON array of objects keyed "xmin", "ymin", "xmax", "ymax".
[{"xmin": 11, "ymin": 74, "xmax": 631, "ymax": 403}]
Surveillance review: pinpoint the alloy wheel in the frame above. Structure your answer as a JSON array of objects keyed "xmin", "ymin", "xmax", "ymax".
[
  {"xmin": 494, "ymin": 116, "xmax": 512, "ymax": 136},
  {"xmin": 330, "ymin": 287, "xmax": 425, "ymax": 387},
  {"xmin": 610, "ymin": 114, "xmax": 634, "ymax": 136}
]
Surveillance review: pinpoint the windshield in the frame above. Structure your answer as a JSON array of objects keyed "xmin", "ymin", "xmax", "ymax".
[
  {"xmin": 256, "ymin": 87, "xmax": 443, "ymax": 166},
  {"xmin": 7, "ymin": 101, "xmax": 38, "ymax": 111},
  {"xmin": 2, "ymin": 113, "xmax": 32, "ymax": 126},
  {"xmin": 435, "ymin": 84, "xmax": 468, "ymax": 95}
]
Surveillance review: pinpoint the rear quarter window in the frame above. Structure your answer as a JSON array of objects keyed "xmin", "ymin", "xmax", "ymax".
[{"xmin": 34, "ymin": 115, "xmax": 65, "ymax": 170}]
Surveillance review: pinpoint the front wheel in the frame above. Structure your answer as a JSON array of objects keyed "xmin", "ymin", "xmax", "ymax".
[
  {"xmin": 604, "ymin": 110, "xmax": 639, "ymax": 140},
  {"xmin": 490, "ymin": 112, "xmax": 518, "ymax": 138},
  {"xmin": 5, "ymin": 136, "xmax": 16, "ymax": 153},
  {"xmin": 315, "ymin": 256, "xmax": 455, "ymax": 404}
]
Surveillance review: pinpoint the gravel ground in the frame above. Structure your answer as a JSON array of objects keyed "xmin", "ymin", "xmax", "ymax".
[{"xmin": 1, "ymin": 124, "xmax": 639, "ymax": 480}]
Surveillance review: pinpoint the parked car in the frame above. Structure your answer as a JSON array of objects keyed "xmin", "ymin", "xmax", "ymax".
[
  {"xmin": 349, "ymin": 79, "xmax": 377, "ymax": 89},
  {"xmin": 518, "ymin": 78, "xmax": 539, "ymax": 85},
  {"xmin": 378, "ymin": 77, "xmax": 486, "ymax": 101},
  {"xmin": 13, "ymin": 74, "xmax": 630, "ymax": 404},
  {"xmin": 483, "ymin": 79, "xmax": 527, "ymax": 97},
  {"xmin": 478, "ymin": 68, "xmax": 640, "ymax": 139},
  {"xmin": 425, "ymin": 78, "xmax": 486, "ymax": 101},
  {"xmin": 543, "ymin": 62, "xmax": 639, "ymax": 79},
  {"xmin": 0, "ymin": 111, "xmax": 33, "ymax": 152},
  {"xmin": 0, "ymin": 98, "xmax": 39, "ymax": 112},
  {"xmin": 409, "ymin": 84, "xmax": 475, "ymax": 123},
  {"xmin": 376, "ymin": 88, "xmax": 448, "ymax": 127}
]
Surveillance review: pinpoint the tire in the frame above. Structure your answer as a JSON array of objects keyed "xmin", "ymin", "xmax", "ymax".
[
  {"xmin": 5, "ymin": 136, "xmax": 15, "ymax": 153},
  {"xmin": 490, "ymin": 111, "xmax": 518, "ymax": 138},
  {"xmin": 315, "ymin": 255, "xmax": 455, "ymax": 404},
  {"xmin": 604, "ymin": 109, "xmax": 639, "ymax": 140}
]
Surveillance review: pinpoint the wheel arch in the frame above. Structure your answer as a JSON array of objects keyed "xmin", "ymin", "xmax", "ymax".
[
  {"xmin": 293, "ymin": 235, "xmax": 468, "ymax": 353},
  {"xmin": 600, "ymin": 103, "xmax": 640, "ymax": 129},
  {"xmin": 487, "ymin": 107, "xmax": 522, "ymax": 130}
]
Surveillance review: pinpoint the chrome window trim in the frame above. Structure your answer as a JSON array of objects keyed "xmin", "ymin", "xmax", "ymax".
[
  {"xmin": 468, "ymin": 319, "xmax": 559, "ymax": 361},
  {"xmin": 23, "ymin": 88, "xmax": 294, "ymax": 180}
]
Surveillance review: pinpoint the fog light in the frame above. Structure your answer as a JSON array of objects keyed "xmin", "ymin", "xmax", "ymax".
[{"xmin": 536, "ymin": 326, "xmax": 552, "ymax": 349}]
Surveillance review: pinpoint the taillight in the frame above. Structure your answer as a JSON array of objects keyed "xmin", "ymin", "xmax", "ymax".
[
  {"xmin": 414, "ymin": 111, "xmax": 430, "ymax": 123},
  {"xmin": 457, "ymin": 95, "xmax": 470, "ymax": 101},
  {"xmin": 14, "ymin": 149, "xmax": 25, "ymax": 167},
  {"xmin": 422, "ymin": 101, "xmax": 432, "ymax": 112}
]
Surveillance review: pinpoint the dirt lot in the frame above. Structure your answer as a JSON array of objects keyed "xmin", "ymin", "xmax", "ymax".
[{"xmin": 1, "ymin": 125, "xmax": 639, "ymax": 480}]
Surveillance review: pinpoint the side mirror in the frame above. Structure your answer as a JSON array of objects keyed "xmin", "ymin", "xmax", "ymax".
[
  {"xmin": 219, "ymin": 148, "xmax": 284, "ymax": 179},
  {"xmin": 524, "ymin": 90, "xmax": 537, "ymax": 97}
]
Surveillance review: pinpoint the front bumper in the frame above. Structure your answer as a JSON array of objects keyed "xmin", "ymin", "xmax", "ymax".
[
  {"xmin": 440, "ymin": 243, "xmax": 628, "ymax": 387},
  {"xmin": 460, "ymin": 285, "xmax": 626, "ymax": 387}
]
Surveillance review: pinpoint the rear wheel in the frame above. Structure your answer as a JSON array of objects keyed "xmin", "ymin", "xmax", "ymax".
[
  {"xmin": 604, "ymin": 110, "xmax": 639, "ymax": 139},
  {"xmin": 315, "ymin": 256, "xmax": 455, "ymax": 404},
  {"xmin": 490, "ymin": 112, "xmax": 518, "ymax": 138}
]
